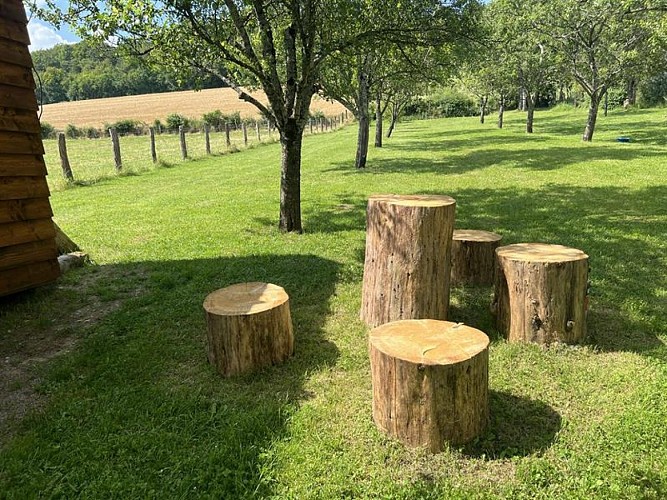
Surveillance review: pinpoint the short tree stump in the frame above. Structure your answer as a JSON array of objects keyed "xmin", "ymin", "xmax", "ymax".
[
  {"xmin": 451, "ymin": 229, "xmax": 503, "ymax": 285},
  {"xmin": 493, "ymin": 243, "xmax": 589, "ymax": 345},
  {"xmin": 369, "ymin": 319, "xmax": 489, "ymax": 452},
  {"xmin": 361, "ymin": 194, "xmax": 456, "ymax": 328},
  {"xmin": 204, "ymin": 282, "xmax": 294, "ymax": 376}
]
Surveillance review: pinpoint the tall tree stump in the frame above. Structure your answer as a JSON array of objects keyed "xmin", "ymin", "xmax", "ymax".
[
  {"xmin": 493, "ymin": 243, "xmax": 589, "ymax": 345},
  {"xmin": 361, "ymin": 194, "xmax": 456, "ymax": 328},
  {"xmin": 204, "ymin": 282, "xmax": 294, "ymax": 376},
  {"xmin": 451, "ymin": 229, "xmax": 503, "ymax": 285},
  {"xmin": 370, "ymin": 319, "xmax": 489, "ymax": 452}
]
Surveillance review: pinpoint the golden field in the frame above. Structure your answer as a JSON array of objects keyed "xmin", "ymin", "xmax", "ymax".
[{"xmin": 39, "ymin": 87, "xmax": 347, "ymax": 128}]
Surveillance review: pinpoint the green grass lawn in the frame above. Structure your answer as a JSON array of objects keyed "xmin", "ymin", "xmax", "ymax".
[{"xmin": 2, "ymin": 105, "xmax": 667, "ymax": 498}]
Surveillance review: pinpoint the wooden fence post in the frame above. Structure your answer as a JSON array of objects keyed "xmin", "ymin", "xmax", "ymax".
[
  {"xmin": 204, "ymin": 124, "xmax": 211, "ymax": 155},
  {"xmin": 109, "ymin": 127, "xmax": 122, "ymax": 171},
  {"xmin": 242, "ymin": 122, "xmax": 248, "ymax": 146},
  {"xmin": 149, "ymin": 127, "xmax": 157, "ymax": 163},
  {"xmin": 179, "ymin": 125, "xmax": 187, "ymax": 159},
  {"xmin": 224, "ymin": 122, "xmax": 231, "ymax": 147},
  {"xmin": 256, "ymin": 122, "xmax": 261, "ymax": 142},
  {"xmin": 57, "ymin": 132, "xmax": 74, "ymax": 181},
  {"xmin": 309, "ymin": 119, "xmax": 313, "ymax": 134}
]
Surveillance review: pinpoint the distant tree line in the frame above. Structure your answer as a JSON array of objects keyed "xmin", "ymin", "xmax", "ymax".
[{"xmin": 32, "ymin": 40, "xmax": 222, "ymax": 104}]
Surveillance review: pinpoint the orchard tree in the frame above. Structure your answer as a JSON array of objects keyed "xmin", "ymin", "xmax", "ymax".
[
  {"xmin": 490, "ymin": 0, "xmax": 558, "ymax": 133},
  {"xmin": 36, "ymin": 0, "xmax": 474, "ymax": 232},
  {"xmin": 533, "ymin": 0, "xmax": 667, "ymax": 141}
]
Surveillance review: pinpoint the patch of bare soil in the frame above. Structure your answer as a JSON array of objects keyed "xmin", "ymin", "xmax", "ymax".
[{"xmin": 0, "ymin": 266, "xmax": 146, "ymax": 448}]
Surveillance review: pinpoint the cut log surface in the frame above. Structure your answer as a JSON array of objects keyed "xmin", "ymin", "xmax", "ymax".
[
  {"xmin": 494, "ymin": 243, "xmax": 589, "ymax": 345},
  {"xmin": 361, "ymin": 194, "xmax": 456, "ymax": 328},
  {"xmin": 370, "ymin": 319, "xmax": 489, "ymax": 451},
  {"xmin": 204, "ymin": 282, "xmax": 294, "ymax": 377},
  {"xmin": 451, "ymin": 229, "xmax": 502, "ymax": 285}
]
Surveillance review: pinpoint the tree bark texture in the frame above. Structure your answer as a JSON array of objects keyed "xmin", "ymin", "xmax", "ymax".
[
  {"xmin": 583, "ymin": 93, "xmax": 601, "ymax": 142},
  {"xmin": 375, "ymin": 92, "xmax": 383, "ymax": 148},
  {"xmin": 525, "ymin": 94, "xmax": 535, "ymax": 134},
  {"xmin": 204, "ymin": 282, "xmax": 294, "ymax": 377},
  {"xmin": 370, "ymin": 319, "xmax": 489, "ymax": 451},
  {"xmin": 355, "ymin": 62, "xmax": 370, "ymax": 169},
  {"xmin": 497, "ymin": 96, "xmax": 505, "ymax": 129},
  {"xmin": 279, "ymin": 118, "xmax": 303, "ymax": 233},
  {"xmin": 479, "ymin": 96, "xmax": 488, "ymax": 124},
  {"xmin": 57, "ymin": 133, "xmax": 73, "ymax": 182},
  {"xmin": 493, "ymin": 243, "xmax": 589, "ymax": 345},
  {"xmin": 361, "ymin": 194, "xmax": 456, "ymax": 328},
  {"xmin": 450, "ymin": 229, "xmax": 502, "ymax": 286}
]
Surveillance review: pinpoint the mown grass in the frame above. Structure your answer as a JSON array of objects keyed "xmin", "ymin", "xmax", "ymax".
[
  {"xmin": 43, "ymin": 123, "xmax": 338, "ymax": 192},
  {"xmin": 2, "ymin": 105, "xmax": 667, "ymax": 498}
]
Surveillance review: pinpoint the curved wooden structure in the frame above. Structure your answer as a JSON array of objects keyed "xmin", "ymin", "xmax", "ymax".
[
  {"xmin": 361, "ymin": 194, "xmax": 456, "ymax": 328},
  {"xmin": 450, "ymin": 229, "xmax": 502, "ymax": 285},
  {"xmin": 0, "ymin": 1, "xmax": 60, "ymax": 296},
  {"xmin": 493, "ymin": 243, "xmax": 589, "ymax": 345},
  {"xmin": 370, "ymin": 319, "xmax": 489, "ymax": 452},
  {"xmin": 204, "ymin": 282, "xmax": 294, "ymax": 376}
]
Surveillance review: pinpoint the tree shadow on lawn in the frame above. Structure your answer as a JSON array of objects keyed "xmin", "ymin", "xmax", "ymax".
[
  {"xmin": 301, "ymin": 182, "xmax": 666, "ymax": 360},
  {"xmin": 326, "ymin": 141, "xmax": 663, "ymax": 176},
  {"xmin": 0, "ymin": 254, "xmax": 340, "ymax": 497},
  {"xmin": 431, "ymin": 184, "xmax": 667, "ymax": 360},
  {"xmin": 462, "ymin": 390, "xmax": 562, "ymax": 459}
]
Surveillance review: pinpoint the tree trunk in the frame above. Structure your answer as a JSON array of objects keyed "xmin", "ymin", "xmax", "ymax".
[
  {"xmin": 361, "ymin": 194, "xmax": 456, "ymax": 328},
  {"xmin": 603, "ymin": 91, "xmax": 608, "ymax": 117},
  {"xmin": 279, "ymin": 118, "xmax": 303, "ymax": 233},
  {"xmin": 493, "ymin": 243, "xmax": 589, "ymax": 345},
  {"xmin": 582, "ymin": 92, "xmax": 602, "ymax": 142},
  {"xmin": 204, "ymin": 282, "xmax": 294, "ymax": 377},
  {"xmin": 450, "ymin": 229, "xmax": 503, "ymax": 286},
  {"xmin": 627, "ymin": 78, "xmax": 637, "ymax": 105},
  {"xmin": 374, "ymin": 92, "xmax": 383, "ymax": 148},
  {"xmin": 479, "ymin": 96, "xmax": 488, "ymax": 124},
  {"xmin": 355, "ymin": 68, "xmax": 370, "ymax": 169},
  {"xmin": 497, "ymin": 96, "xmax": 505, "ymax": 129},
  {"xmin": 525, "ymin": 93, "xmax": 535, "ymax": 134},
  {"xmin": 386, "ymin": 101, "xmax": 399, "ymax": 138},
  {"xmin": 370, "ymin": 319, "xmax": 489, "ymax": 451}
]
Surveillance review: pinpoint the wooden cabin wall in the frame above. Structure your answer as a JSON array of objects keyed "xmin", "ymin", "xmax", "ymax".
[{"xmin": 0, "ymin": 0, "xmax": 60, "ymax": 297}]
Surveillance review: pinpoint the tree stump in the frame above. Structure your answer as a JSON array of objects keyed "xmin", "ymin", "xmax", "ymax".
[
  {"xmin": 451, "ymin": 229, "xmax": 503, "ymax": 285},
  {"xmin": 361, "ymin": 194, "xmax": 456, "ymax": 328},
  {"xmin": 493, "ymin": 243, "xmax": 589, "ymax": 345},
  {"xmin": 370, "ymin": 319, "xmax": 489, "ymax": 452},
  {"xmin": 203, "ymin": 282, "xmax": 294, "ymax": 376}
]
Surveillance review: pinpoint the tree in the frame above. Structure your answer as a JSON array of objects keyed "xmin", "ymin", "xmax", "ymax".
[
  {"xmin": 533, "ymin": 0, "xmax": 667, "ymax": 141},
  {"xmin": 37, "ymin": 0, "xmax": 479, "ymax": 232},
  {"xmin": 490, "ymin": 0, "xmax": 558, "ymax": 134},
  {"xmin": 320, "ymin": 5, "xmax": 481, "ymax": 168}
]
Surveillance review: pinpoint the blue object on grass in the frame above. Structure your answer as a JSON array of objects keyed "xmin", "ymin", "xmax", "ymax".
[{"xmin": 617, "ymin": 137, "xmax": 631, "ymax": 143}]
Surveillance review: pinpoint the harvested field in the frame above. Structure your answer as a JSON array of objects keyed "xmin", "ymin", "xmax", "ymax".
[{"xmin": 39, "ymin": 87, "xmax": 347, "ymax": 129}]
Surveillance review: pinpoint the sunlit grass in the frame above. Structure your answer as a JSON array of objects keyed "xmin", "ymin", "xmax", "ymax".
[{"xmin": 1, "ymin": 105, "xmax": 667, "ymax": 498}]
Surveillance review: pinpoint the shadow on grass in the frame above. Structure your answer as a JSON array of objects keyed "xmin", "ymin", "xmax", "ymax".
[
  {"xmin": 463, "ymin": 391, "xmax": 562, "ymax": 459},
  {"xmin": 327, "ymin": 142, "xmax": 664, "ymax": 176},
  {"xmin": 0, "ymin": 254, "xmax": 340, "ymax": 498},
  {"xmin": 303, "ymin": 181, "xmax": 666, "ymax": 360}
]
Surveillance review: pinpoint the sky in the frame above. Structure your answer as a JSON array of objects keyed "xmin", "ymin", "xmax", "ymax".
[{"xmin": 26, "ymin": 0, "xmax": 80, "ymax": 51}]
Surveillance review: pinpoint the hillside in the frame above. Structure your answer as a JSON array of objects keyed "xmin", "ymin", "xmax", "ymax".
[{"xmin": 39, "ymin": 88, "xmax": 347, "ymax": 129}]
